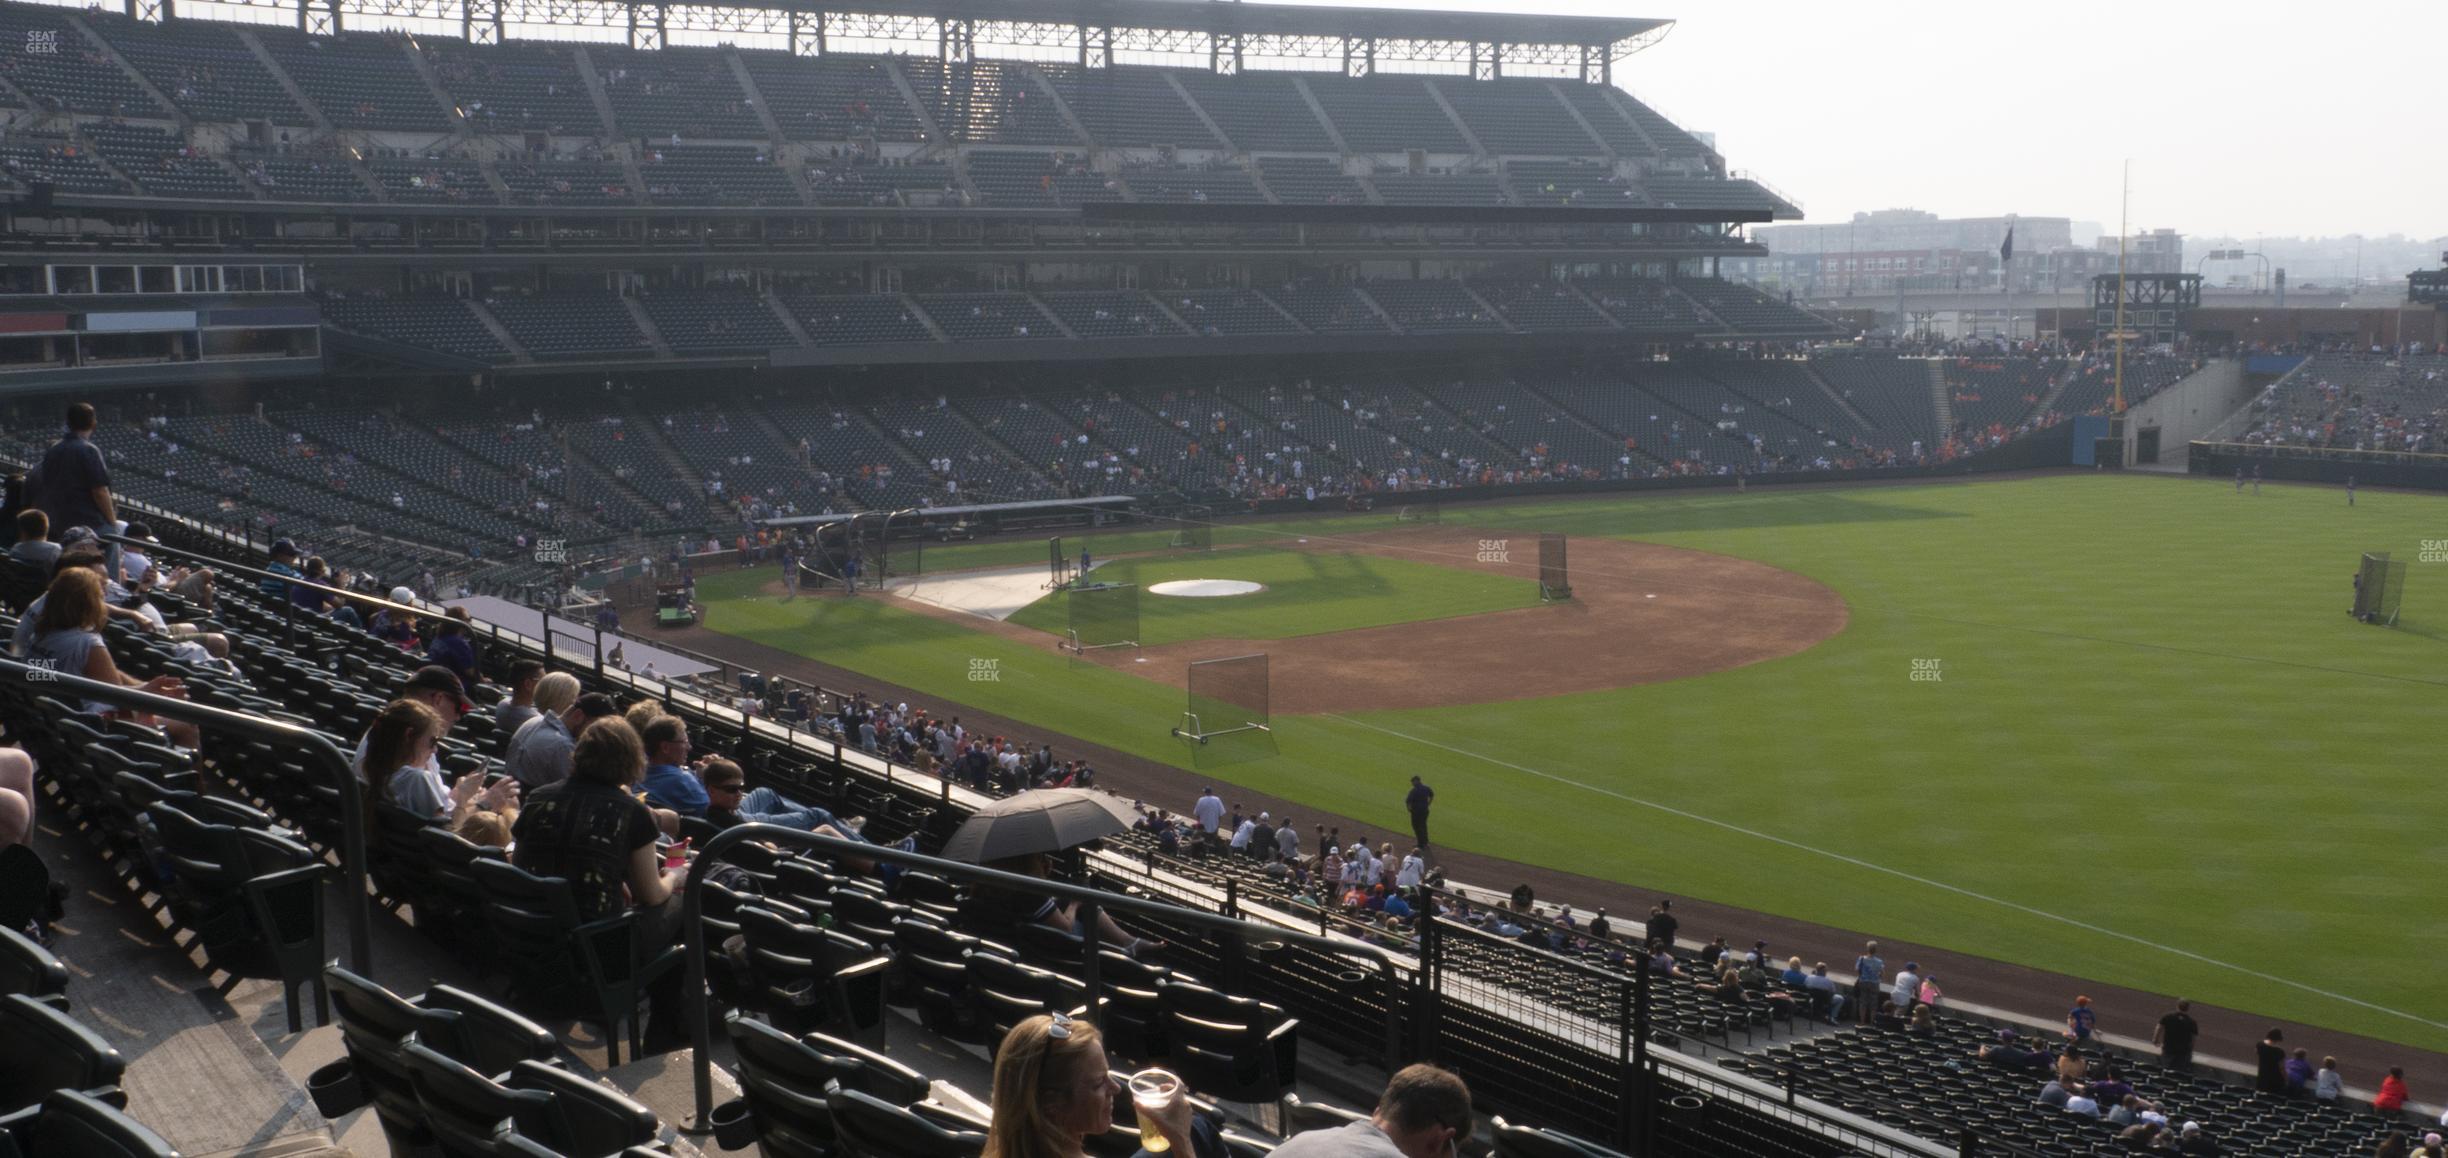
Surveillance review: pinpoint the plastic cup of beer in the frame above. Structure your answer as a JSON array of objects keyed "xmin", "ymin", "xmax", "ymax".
[{"xmin": 1127, "ymin": 1068, "xmax": 1181, "ymax": 1152}]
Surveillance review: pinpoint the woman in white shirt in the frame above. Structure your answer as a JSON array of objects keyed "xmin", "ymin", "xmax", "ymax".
[{"xmin": 360, "ymin": 698, "xmax": 517, "ymax": 832}]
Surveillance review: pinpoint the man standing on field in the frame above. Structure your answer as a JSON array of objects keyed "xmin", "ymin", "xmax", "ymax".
[{"xmin": 1405, "ymin": 775, "xmax": 1434, "ymax": 853}]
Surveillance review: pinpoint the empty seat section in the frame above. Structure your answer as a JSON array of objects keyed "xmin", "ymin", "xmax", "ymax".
[
  {"xmin": 638, "ymin": 145, "xmax": 796, "ymax": 206},
  {"xmin": 1039, "ymin": 63, "xmax": 1220, "ymax": 148},
  {"xmin": 906, "ymin": 59, "xmax": 1077, "ymax": 146},
  {"xmin": 367, "ymin": 156, "xmax": 494, "ymax": 204},
  {"xmin": 257, "ymin": 26, "xmax": 449, "ymax": 131},
  {"xmin": 496, "ymin": 157, "xmax": 633, "ymax": 206},
  {"xmin": 780, "ymin": 292, "xmax": 938, "ymax": 347},
  {"xmin": 1369, "ymin": 170, "xmax": 1507, "ymax": 207},
  {"xmin": 83, "ymin": 124, "xmax": 244, "ymax": 199},
  {"xmin": 86, "ymin": 12, "xmax": 300, "ymax": 124},
  {"xmin": 482, "ymin": 293, "xmax": 651, "ymax": 359},
  {"xmin": 636, "ymin": 288, "xmax": 795, "ymax": 354},
  {"xmin": 595, "ymin": 45, "xmax": 762, "ymax": 140},
  {"xmin": 320, "ymin": 297, "xmax": 507, "ymax": 361},
  {"xmin": 1035, "ymin": 290, "xmax": 1185, "ymax": 339},
  {"xmin": 1308, "ymin": 75, "xmax": 1466, "ymax": 153},
  {"xmin": 1261, "ymin": 285, "xmax": 1390, "ymax": 334},
  {"xmin": 0, "ymin": 6, "xmax": 161, "ymax": 116},
  {"xmin": 1437, "ymin": 78, "xmax": 1603, "ymax": 156},
  {"xmin": 913, "ymin": 292, "xmax": 1059, "ymax": 341},
  {"xmin": 1160, "ymin": 289, "xmax": 1302, "ymax": 336},
  {"xmin": 1169, "ymin": 70, "xmax": 1333, "ymax": 152},
  {"xmin": 1252, "ymin": 157, "xmax": 1363, "ymax": 204},
  {"xmin": 744, "ymin": 50, "xmax": 927, "ymax": 142},
  {"xmin": 966, "ymin": 150, "xmax": 1113, "ymax": 207},
  {"xmin": 425, "ymin": 39, "xmax": 600, "ymax": 135},
  {"xmin": 1119, "ymin": 162, "xmax": 1262, "ymax": 204},
  {"xmin": 1472, "ymin": 281, "xmax": 1611, "ymax": 332},
  {"xmin": 1362, "ymin": 281, "xmax": 1503, "ymax": 334}
]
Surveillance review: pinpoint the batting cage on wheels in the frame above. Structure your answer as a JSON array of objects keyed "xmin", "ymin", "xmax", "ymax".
[
  {"xmin": 1047, "ymin": 536, "xmax": 1074, "ymax": 589},
  {"xmin": 1539, "ymin": 532, "xmax": 1572, "ymax": 602},
  {"xmin": 1064, "ymin": 582, "xmax": 1141, "ymax": 654},
  {"xmin": 1172, "ymin": 653, "xmax": 1275, "ymax": 764},
  {"xmin": 1170, "ymin": 506, "xmax": 1214, "ymax": 551},
  {"xmin": 2354, "ymin": 552, "xmax": 2407, "ymax": 626},
  {"xmin": 1394, "ymin": 496, "xmax": 1444, "ymax": 526}
]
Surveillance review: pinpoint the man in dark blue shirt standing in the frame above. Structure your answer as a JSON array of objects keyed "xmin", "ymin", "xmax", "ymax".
[
  {"xmin": 32, "ymin": 402, "xmax": 115, "ymax": 544},
  {"xmin": 1405, "ymin": 775, "xmax": 1434, "ymax": 853}
]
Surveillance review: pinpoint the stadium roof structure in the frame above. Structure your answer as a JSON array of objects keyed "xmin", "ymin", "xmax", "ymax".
[{"xmin": 264, "ymin": 0, "xmax": 1670, "ymax": 80}]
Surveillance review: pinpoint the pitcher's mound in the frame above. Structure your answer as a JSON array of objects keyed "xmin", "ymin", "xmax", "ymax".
[{"xmin": 1148, "ymin": 579, "xmax": 1265, "ymax": 597}]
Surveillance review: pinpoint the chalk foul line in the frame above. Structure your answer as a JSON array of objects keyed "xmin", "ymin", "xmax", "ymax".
[{"xmin": 1322, "ymin": 712, "xmax": 2448, "ymax": 1034}]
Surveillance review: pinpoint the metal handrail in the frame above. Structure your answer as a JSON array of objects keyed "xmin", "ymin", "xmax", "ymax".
[
  {"xmin": 679, "ymin": 824, "xmax": 1407, "ymax": 1133},
  {"xmin": 0, "ymin": 655, "xmax": 373, "ymax": 971}
]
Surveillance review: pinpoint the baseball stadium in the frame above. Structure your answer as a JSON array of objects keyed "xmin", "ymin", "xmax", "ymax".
[{"xmin": 0, "ymin": 0, "xmax": 2438, "ymax": 1155}]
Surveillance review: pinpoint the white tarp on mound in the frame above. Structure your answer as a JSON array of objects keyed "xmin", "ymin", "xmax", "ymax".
[
  {"xmin": 1146, "ymin": 579, "xmax": 1262, "ymax": 597},
  {"xmin": 451, "ymin": 594, "xmax": 718, "ymax": 679},
  {"xmin": 886, "ymin": 561, "xmax": 1104, "ymax": 621}
]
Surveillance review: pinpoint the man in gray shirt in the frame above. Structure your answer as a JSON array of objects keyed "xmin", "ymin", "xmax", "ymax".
[
  {"xmin": 505, "ymin": 674, "xmax": 594, "ymax": 788},
  {"xmin": 1276, "ymin": 817, "xmax": 1301, "ymax": 861},
  {"xmin": 494, "ymin": 659, "xmax": 546, "ymax": 746},
  {"xmin": 8, "ymin": 509, "xmax": 59, "ymax": 573},
  {"xmin": 1271, "ymin": 1064, "xmax": 1471, "ymax": 1158}
]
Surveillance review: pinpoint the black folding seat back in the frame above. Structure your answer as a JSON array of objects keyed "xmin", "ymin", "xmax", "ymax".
[
  {"xmin": 401, "ymin": 1039, "xmax": 556, "ymax": 1158},
  {"xmin": 0, "ymin": 994, "xmax": 125, "ymax": 1113},
  {"xmin": 417, "ymin": 984, "xmax": 558, "ymax": 1077},
  {"xmin": 826, "ymin": 1083, "xmax": 985, "ymax": 1158},
  {"xmin": 504, "ymin": 1059, "xmax": 660, "ymax": 1156},
  {"xmin": 0, "ymin": 1090, "xmax": 177, "ymax": 1158},
  {"xmin": 0, "ymin": 929, "xmax": 68, "ymax": 1009}
]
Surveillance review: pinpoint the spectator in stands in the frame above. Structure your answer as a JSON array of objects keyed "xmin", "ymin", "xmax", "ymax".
[
  {"xmin": 2377, "ymin": 1067, "xmax": 2410, "ymax": 1114},
  {"xmin": 2286, "ymin": 1049, "xmax": 2314, "ymax": 1097},
  {"xmin": 29, "ymin": 402, "xmax": 115, "ymax": 543},
  {"xmin": 2377, "ymin": 1133, "xmax": 2412, "ymax": 1158},
  {"xmin": 1975, "ymin": 1031, "xmax": 2053, "ymax": 1070},
  {"xmin": 8, "ymin": 509, "xmax": 58, "ymax": 572},
  {"xmin": 511, "ymin": 716, "xmax": 692, "ymax": 1051},
  {"xmin": 2067, "ymin": 995, "xmax": 2096, "ymax": 1046},
  {"xmin": 504, "ymin": 674, "xmax": 586, "ymax": 788},
  {"xmin": 1917, "ymin": 973, "xmax": 1944, "ymax": 1009},
  {"xmin": 1853, "ymin": 941, "xmax": 1884, "ymax": 1026},
  {"xmin": 967, "ymin": 851, "xmax": 1159, "ymax": 957},
  {"xmin": 1193, "ymin": 787, "xmax": 1224, "ymax": 834},
  {"xmin": 0, "ymin": 748, "xmax": 32, "ymax": 848},
  {"xmin": 639, "ymin": 716, "xmax": 709, "ymax": 814},
  {"xmin": 1269, "ymin": 1062, "xmax": 1471, "ymax": 1158},
  {"xmin": 25, "ymin": 567, "xmax": 197, "ymax": 748},
  {"xmin": 1892, "ymin": 961, "xmax": 1921, "ymax": 1012},
  {"xmin": 427, "ymin": 611, "xmax": 480, "ymax": 691},
  {"xmin": 1647, "ymin": 901, "xmax": 1678, "ymax": 948},
  {"xmin": 981, "ymin": 1012, "xmax": 1218, "ymax": 1158},
  {"xmin": 1804, "ymin": 963, "xmax": 1845, "ymax": 1020},
  {"xmin": 2256, "ymin": 1029, "xmax": 2288, "ymax": 1094},
  {"xmin": 1908, "ymin": 1004, "xmax": 1935, "ymax": 1036},
  {"xmin": 2177, "ymin": 1121, "xmax": 2220, "ymax": 1155},
  {"xmin": 2155, "ymin": 1000, "xmax": 2199, "ymax": 1071},
  {"xmin": 358, "ymin": 697, "xmax": 515, "ymax": 834},
  {"xmin": 496, "ymin": 660, "xmax": 546, "ymax": 740},
  {"xmin": 260, "ymin": 539, "xmax": 304, "ymax": 603},
  {"xmin": 2317, "ymin": 1056, "xmax": 2345, "ymax": 1103}
]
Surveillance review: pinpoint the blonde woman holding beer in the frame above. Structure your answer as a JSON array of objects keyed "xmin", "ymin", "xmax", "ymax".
[{"xmin": 984, "ymin": 1013, "xmax": 1221, "ymax": 1158}]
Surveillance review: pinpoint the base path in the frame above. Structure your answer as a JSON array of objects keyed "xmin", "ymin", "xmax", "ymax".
[{"xmin": 1078, "ymin": 528, "xmax": 1847, "ymax": 713}]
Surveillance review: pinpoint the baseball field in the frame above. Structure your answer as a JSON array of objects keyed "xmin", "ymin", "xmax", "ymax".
[{"xmin": 688, "ymin": 473, "xmax": 2448, "ymax": 1052}]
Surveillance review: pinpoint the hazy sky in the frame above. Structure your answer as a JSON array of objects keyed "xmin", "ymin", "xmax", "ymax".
[{"xmin": 1276, "ymin": 0, "xmax": 2444, "ymax": 242}]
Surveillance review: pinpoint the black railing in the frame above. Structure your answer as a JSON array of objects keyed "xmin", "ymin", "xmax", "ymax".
[
  {"xmin": 677, "ymin": 825, "xmax": 1408, "ymax": 1134},
  {"xmin": 0, "ymin": 655, "xmax": 373, "ymax": 972}
]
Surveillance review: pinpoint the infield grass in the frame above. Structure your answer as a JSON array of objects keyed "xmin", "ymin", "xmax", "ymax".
[{"xmin": 696, "ymin": 474, "xmax": 2448, "ymax": 1052}]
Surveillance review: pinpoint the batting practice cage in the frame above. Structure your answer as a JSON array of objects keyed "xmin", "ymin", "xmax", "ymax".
[
  {"xmin": 1395, "ymin": 496, "xmax": 1444, "ymax": 526},
  {"xmin": 2354, "ymin": 552, "xmax": 2407, "ymax": 626},
  {"xmin": 1170, "ymin": 507, "xmax": 1214, "ymax": 551},
  {"xmin": 1064, "ymin": 582, "xmax": 1141, "ymax": 654},
  {"xmin": 1539, "ymin": 532, "xmax": 1572, "ymax": 602},
  {"xmin": 1172, "ymin": 653, "xmax": 1276, "ymax": 765},
  {"xmin": 1047, "ymin": 536, "xmax": 1074, "ymax": 589}
]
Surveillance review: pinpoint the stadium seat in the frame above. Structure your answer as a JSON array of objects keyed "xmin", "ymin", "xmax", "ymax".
[
  {"xmin": 825, "ymin": 1083, "xmax": 986, "ymax": 1158},
  {"xmin": 0, "ymin": 927, "xmax": 68, "ymax": 1010},
  {"xmin": 1491, "ymin": 1116, "xmax": 1630, "ymax": 1158},
  {"xmin": 469, "ymin": 858, "xmax": 683, "ymax": 1066},
  {"xmin": 0, "ymin": 994, "xmax": 126, "ymax": 1113},
  {"xmin": 736, "ymin": 904, "xmax": 892, "ymax": 1041},
  {"xmin": 0, "ymin": 1090, "xmax": 178, "ymax": 1158},
  {"xmin": 141, "ymin": 801, "xmax": 329, "ymax": 1032}
]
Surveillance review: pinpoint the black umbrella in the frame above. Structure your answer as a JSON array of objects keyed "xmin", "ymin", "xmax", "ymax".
[{"xmin": 940, "ymin": 788, "xmax": 1140, "ymax": 863}]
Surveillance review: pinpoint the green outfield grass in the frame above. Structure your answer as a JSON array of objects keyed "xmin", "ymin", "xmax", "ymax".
[
  {"xmin": 695, "ymin": 475, "xmax": 2448, "ymax": 1052},
  {"xmin": 1000, "ymin": 547, "xmax": 1540, "ymax": 645}
]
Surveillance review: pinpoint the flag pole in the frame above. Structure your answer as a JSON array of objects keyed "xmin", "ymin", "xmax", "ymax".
[{"xmin": 2112, "ymin": 161, "xmax": 2129, "ymax": 414}]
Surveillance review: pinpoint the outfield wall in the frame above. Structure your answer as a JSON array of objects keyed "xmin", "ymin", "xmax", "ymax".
[{"xmin": 2188, "ymin": 444, "xmax": 2448, "ymax": 491}]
